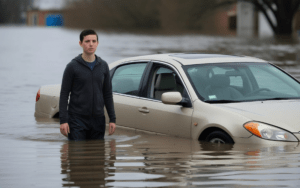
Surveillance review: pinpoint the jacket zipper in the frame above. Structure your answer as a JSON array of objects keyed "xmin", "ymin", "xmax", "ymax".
[
  {"xmin": 82, "ymin": 60, "xmax": 99, "ymax": 117},
  {"xmin": 82, "ymin": 62, "xmax": 95, "ymax": 117}
]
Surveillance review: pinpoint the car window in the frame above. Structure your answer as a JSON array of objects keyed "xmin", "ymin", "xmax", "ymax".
[
  {"xmin": 148, "ymin": 65, "xmax": 185, "ymax": 100},
  {"xmin": 111, "ymin": 63, "xmax": 147, "ymax": 96},
  {"xmin": 185, "ymin": 63, "xmax": 300, "ymax": 102}
]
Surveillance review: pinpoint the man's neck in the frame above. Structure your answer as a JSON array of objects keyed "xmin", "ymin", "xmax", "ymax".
[{"xmin": 81, "ymin": 53, "xmax": 95, "ymax": 63}]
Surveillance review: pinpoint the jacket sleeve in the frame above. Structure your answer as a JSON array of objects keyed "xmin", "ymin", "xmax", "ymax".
[
  {"xmin": 59, "ymin": 63, "xmax": 74, "ymax": 124},
  {"xmin": 103, "ymin": 62, "xmax": 116, "ymax": 123}
]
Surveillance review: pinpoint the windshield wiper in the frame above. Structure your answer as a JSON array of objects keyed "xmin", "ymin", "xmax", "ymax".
[
  {"xmin": 260, "ymin": 97, "xmax": 300, "ymax": 101},
  {"xmin": 205, "ymin": 100, "xmax": 243, "ymax": 104}
]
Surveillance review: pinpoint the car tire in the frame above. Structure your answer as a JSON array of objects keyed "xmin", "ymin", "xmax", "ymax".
[{"xmin": 205, "ymin": 131, "xmax": 234, "ymax": 144}]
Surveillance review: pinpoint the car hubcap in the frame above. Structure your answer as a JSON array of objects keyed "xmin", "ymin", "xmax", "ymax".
[{"xmin": 209, "ymin": 138, "xmax": 225, "ymax": 144}]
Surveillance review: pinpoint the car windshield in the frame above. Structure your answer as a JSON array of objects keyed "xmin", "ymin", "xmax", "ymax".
[{"xmin": 185, "ymin": 62, "xmax": 300, "ymax": 103}]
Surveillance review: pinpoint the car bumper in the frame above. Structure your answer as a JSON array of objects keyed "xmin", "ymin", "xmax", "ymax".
[{"xmin": 35, "ymin": 95, "xmax": 59, "ymax": 118}]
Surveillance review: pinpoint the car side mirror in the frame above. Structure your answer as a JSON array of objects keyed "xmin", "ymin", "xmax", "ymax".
[
  {"xmin": 161, "ymin": 92, "xmax": 192, "ymax": 107},
  {"xmin": 161, "ymin": 92, "xmax": 182, "ymax": 105}
]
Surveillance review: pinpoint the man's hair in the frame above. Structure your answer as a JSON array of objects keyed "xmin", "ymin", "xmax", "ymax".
[{"xmin": 80, "ymin": 29, "xmax": 98, "ymax": 42}]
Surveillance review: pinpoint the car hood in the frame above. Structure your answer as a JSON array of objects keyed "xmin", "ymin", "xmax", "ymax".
[{"xmin": 215, "ymin": 100, "xmax": 300, "ymax": 133}]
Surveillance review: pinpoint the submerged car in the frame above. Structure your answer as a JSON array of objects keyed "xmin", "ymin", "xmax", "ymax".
[{"xmin": 35, "ymin": 53, "xmax": 300, "ymax": 144}]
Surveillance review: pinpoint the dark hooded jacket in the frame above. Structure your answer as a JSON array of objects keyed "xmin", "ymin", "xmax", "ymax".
[{"xmin": 59, "ymin": 54, "xmax": 116, "ymax": 124}]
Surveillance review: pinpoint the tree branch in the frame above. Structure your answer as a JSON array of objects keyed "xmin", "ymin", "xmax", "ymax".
[
  {"xmin": 245, "ymin": 0, "xmax": 277, "ymax": 32},
  {"xmin": 261, "ymin": 0, "xmax": 278, "ymax": 18}
]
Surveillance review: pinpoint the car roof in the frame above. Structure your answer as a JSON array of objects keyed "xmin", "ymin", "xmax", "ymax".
[{"xmin": 110, "ymin": 53, "xmax": 268, "ymax": 67}]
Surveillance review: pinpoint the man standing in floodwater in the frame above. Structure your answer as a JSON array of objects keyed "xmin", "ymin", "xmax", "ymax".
[{"xmin": 59, "ymin": 29, "xmax": 116, "ymax": 140}]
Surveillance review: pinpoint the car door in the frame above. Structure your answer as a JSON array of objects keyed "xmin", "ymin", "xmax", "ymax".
[
  {"xmin": 135, "ymin": 62, "xmax": 194, "ymax": 138},
  {"xmin": 109, "ymin": 62, "xmax": 149, "ymax": 129}
]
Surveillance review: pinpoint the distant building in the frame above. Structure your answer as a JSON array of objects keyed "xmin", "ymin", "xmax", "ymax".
[
  {"xmin": 198, "ymin": 4, "xmax": 237, "ymax": 36},
  {"xmin": 27, "ymin": 9, "xmax": 64, "ymax": 26},
  {"xmin": 26, "ymin": 0, "xmax": 65, "ymax": 27},
  {"xmin": 213, "ymin": 4, "xmax": 237, "ymax": 36}
]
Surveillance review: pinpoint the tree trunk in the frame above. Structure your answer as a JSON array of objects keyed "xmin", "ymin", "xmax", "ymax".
[
  {"xmin": 273, "ymin": 0, "xmax": 295, "ymax": 38},
  {"xmin": 275, "ymin": 18, "xmax": 293, "ymax": 36}
]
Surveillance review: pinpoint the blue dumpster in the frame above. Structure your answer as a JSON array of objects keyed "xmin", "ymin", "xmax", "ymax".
[{"xmin": 46, "ymin": 14, "xmax": 64, "ymax": 26}]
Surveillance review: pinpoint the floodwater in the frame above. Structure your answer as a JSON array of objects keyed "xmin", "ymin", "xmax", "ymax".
[{"xmin": 0, "ymin": 26, "xmax": 300, "ymax": 188}]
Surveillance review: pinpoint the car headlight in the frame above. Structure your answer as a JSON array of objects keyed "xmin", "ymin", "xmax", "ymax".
[{"xmin": 244, "ymin": 122, "xmax": 298, "ymax": 142}]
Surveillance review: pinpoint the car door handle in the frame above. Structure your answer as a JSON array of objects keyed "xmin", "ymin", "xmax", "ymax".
[{"xmin": 138, "ymin": 107, "xmax": 149, "ymax": 113}]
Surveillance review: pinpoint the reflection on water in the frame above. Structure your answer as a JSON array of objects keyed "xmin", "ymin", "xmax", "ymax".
[
  {"xmin": 57, "ymin": 129, "xmax": 300, "ymax": 187},
  {"xmin": 0, "ymin": 26, "xmax": 300, "ymax": 187},
  {"xmin": 60, "ymin": 140, "xmax": 116, "ymax": 187}
]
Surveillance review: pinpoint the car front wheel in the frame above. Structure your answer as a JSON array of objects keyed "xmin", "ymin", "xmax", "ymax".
[{"xmin": 205, "ymin": 131, "xmax": 234, "ymax": 144}]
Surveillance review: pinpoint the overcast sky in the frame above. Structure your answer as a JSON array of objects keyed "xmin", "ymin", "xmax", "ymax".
[{"xmin": 33, "ymin": 0, "xmax": 66, "ymax": 10}]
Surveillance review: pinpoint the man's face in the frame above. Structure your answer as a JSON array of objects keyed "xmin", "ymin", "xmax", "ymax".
[{"xmin": 79, "ymin": 34, "xmax": 99, "ymax": 55}]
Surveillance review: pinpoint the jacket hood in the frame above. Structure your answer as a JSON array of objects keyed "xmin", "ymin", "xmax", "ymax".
[
  {"xmin": 73, "ymin": 54, "xmax": 102, "ymax": 66},
  {"xmin": 215, "ymin": 100, "xmax": 300, "ymax": 133}
]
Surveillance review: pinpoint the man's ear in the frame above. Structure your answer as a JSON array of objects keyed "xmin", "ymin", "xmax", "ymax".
[{"xmin": 79, "ymin": 41, "xmax": 82, "ymax": 47}]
